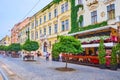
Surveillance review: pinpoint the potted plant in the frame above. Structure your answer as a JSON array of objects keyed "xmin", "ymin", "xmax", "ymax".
[
  {"xmin": 110, "ymin": 46, "xmax": 117, "ymax": 70},
  {"xmin": 116, "ymin": 43, "xmax": 120, "ymax": 68},
  {"xmin": 52, "ymin": 44, "xmax": 60, "ymax": 61},
  {"xmin": 98, "ymin": 38, "xmax": 106, "ymax": 69}
]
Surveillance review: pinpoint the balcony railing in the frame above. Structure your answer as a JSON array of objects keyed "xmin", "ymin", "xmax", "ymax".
[{"xmin": 40, "ymin": 34, "xmax": 49, "ymax": 40}]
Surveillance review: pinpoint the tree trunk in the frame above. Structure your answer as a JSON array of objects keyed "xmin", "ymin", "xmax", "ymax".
[
  {"xmin": 65, "ymin": 57, "xmax": 68, "ymax": 69},
  {"xmin": 65, "ymin": 54, "xmax": 69, "ymax": 69}
]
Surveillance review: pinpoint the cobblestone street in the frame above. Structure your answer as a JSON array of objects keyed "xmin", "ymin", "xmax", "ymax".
[{"xmin": 0, "ymin": 55, "xmax": 120, "ymax": 80}]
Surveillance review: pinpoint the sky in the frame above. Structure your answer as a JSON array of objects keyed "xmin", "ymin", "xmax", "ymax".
[{"xmin": 0, "ymin": 0, "xmax": 52, "ymax": 40}]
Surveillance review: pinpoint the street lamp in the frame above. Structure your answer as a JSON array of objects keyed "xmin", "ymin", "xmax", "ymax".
[
  {"xmin": 26, "ymin": 28, "xmax": 30, "ymax": 40},
  {"xmin": 18, "ymin": 34, "xmax": 21, "ymax": 43}
]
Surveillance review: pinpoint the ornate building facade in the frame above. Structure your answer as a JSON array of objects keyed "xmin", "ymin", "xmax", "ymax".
[
  {"xmin": 29, "ymin": 0, "xmax": 71, "ymax": 55},
  {"xmin": 69, "ymin": 0, "xmax": 120, "ymax": 55}
]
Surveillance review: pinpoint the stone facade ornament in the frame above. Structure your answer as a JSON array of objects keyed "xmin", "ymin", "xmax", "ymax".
[
  {"xmin": 53, "ymin": 20, "xmax": 58, "ymax": 24},
  {"xmin": 101, "ymin": 12, "xmax": 105, "ymax": 17},
  {"xmin": 60, "ymin": 15, "xmax": 69, "ymax": 21},
  {"xmin": 103, "ymin": 0, "xmax": 115, "ymax": 5},
  {"xmin": 86, "ymin": 0, "xmax": 98, "ymax": 7},
  {"xmin": 48, "ymin": 22, "xmax": 52, "ymax": 26},
  {"xmin": 86, "ymin": 0, "xmax": 99, "ymax": 10}
]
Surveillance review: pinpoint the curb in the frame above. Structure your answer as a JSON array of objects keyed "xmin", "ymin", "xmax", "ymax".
[{"xmin": 0, "ymin": 68, "xmax": 9, "ymax": 80}]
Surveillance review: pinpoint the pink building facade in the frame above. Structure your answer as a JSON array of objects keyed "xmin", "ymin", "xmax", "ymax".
[{"xmin": 11, "ymin": 17, "xmax": 30, "ymax": 43}]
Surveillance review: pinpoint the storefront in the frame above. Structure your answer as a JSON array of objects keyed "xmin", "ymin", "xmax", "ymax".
[{"xmin": 65, "ymin": 26, "xmax": 118, "ymax": 65}]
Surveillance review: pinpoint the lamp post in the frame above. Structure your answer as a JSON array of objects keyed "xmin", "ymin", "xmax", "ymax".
[
  {"xmin": 26, "ymin": 28, "xmax": 30, "ymax": 40},
  {"xmin": 18, "ymin": 34, "xmax": 21, "ymax": 43}
]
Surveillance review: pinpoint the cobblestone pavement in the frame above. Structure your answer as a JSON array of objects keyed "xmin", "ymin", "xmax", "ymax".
[{"xmin": 0, "ymin": 55, "xmax": 120, "ymax": 80}]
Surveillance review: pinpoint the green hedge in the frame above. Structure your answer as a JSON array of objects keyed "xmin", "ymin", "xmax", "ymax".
[
  {"xmin": 69, "ymin": 21, "xmax": 107, "ymax": 33},
  {"xmin": 79, "ymin": 21, "xmax": 107, "ymax": 31},
  {"xmin": 70, "ymin": 0, "xmax": 84, "ymax": 33},
  {"xmin": 78, "ymin": 15, "xmax": 83, "ymax": 23}
]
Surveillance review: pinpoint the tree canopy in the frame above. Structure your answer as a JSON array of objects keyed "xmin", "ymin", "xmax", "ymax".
[
  {"xmin": 53, "ymin": 36, "xmax": 83, "ymax": 54},
  {"xmin": 52, "ymin": 36, "xmax": 83, "ymax": 68},
  {"xmin": 8, "ymin": 43, "xmax": 22, "ymax": 52},
  {"xmin": 0, "ymin": 45, "xmax": 8, "ymax": 51},
  {"xmin": 22, "ymin": 39, "xmax": 39, "ymax": 52},
  {"xmin": 98, "ymin": 38, "xmax": 106, "ymax": 65},
  {"xmin": 116, "ymin": 43, "xmax": 120, "ymax": 53}
]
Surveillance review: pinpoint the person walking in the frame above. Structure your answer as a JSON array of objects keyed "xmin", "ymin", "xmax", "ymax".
[
  {"xmin": 46, "ymin": 52, "xmax": 50, "ymax": 61},
  {"xmin": 59, "ymin": 53, "xmax": 62, "ymax": 62}
]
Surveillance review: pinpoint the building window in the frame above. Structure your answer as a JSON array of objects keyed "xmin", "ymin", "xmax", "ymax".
[
  {"xmin": 40, "ymin": 29, "xmax": 42, "ymax": 38},
  {"xmin": 35, "ymin": 20, "xmax": 38, "ymax": 27},
  {"xmin": 78, "ymin": 0, "xmax": 82, "ymax": 5},
  {"xmin": 40, "ymin": 29, "xmax": 42, "ymax": 34},
  {"xmin": 40, "ymin": 18, "xmax": 42, "ymax": 25},
  {"xmin": 31, "ymin": 32, "xmax": 34, "ymax": 40},
  {"xmin": 35, "ymin": 31, "xmax": 38, "ymax": 39},
  {"xmin": 79, "ymin": 21, "xmax": 84, "ymax": 27},
  {"xmin": 49, "ymin": 12, "xmax": 51, "ymax": 20},
  {"xmin": 91, "ymin": 11, "xmax": 97, "ymax": 24},
  {"xmin": 61, "ymin": 21, "xmax": 65, "ymax": 31},
  {"xmin": 54, "ymin": 24, "xmax": 58, "ymax": 33},
  {"xmin": 61, "ymin": 4, "xmax": 64, "ymax": 13},
  {"xmin": 31, "ymin": 23, "xmax": 34, "ymax": 29},
  {"xmin": 78, "ymin": 15, "xmax": 84, "ymax": 27},
  {"xmin": 44, "ymin": 28, "xmax": 46, "ymax": 35},
  {"xmin": 65, "ymin": 20, "xmax": 69, "ymax": 30},
  {"xmin": 49, "ymin": 26, "xmax": 51, "ymax": 35},
  {"xmin": 65, "ymin": 2, "xmax": 68, "ymax": 11},
  {"xmin": 107, "ymin": 4, "xmax": 115, "ymax": 20},
  {"xmin": 44, "ymin": 15, "xmax": 46, "ymax": 22},
  {"xmin": 54, "ymin": 9, "xmax": 58, "ymax": 17}
]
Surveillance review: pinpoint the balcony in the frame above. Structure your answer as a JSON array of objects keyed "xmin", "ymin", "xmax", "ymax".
[{"xmin": 40, "ymin": 34, "xmax": 49, "ymax": 41}]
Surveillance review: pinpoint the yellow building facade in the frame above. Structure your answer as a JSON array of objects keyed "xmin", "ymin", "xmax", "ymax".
[
  {"xmin": 29, "ymin": 0, "xmax": 71, "ymax": 55},
  {"xmin": 0, "ymin": 35, "xmax": 11, "ymax": 46}
]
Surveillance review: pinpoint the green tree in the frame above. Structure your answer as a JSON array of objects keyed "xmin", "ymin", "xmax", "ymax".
[
  {"xmin": 0, "ymin": 45, "xmax": 5, "ymax": 51},
  {"xmin": 116, "ymin": 43, "xmax": 120, "ymax": 56},
  {"xmin": 22, "ymin": 39, "xmax": 39, "ymax": 52},
  {"xmin": 98, "ymin": 38, "xmax": 106, "ymax": 68},
  {"xmin": 53, "ymin": 0, "xmax": 61, "ymax": 4},
  {"xmin": 52, "ymin": 36, "xmax": 83, "ymax": 68},
  {"xmin": 111, "ymin": 46, "xmax": 117, "ymax": 65},
  {"xmin": 116, "ymin": 43, "xmax": 120, "ymax": 67},
  {"xmin": 52, "ymin": 43, "xmax": 61, "ymax": 60},
  {"xmin": 9, "ymin": 43, "xmax": 22, "ymax": 52}
]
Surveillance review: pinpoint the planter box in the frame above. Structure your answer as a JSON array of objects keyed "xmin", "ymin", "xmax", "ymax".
[
  {"xmin": 110, "ymin": 65, "xmax": 118, "ymax": 70},
  {"xmin": 52, "ymin": 58, "xmax": 59, "ymax": 61},
  {"xmin": 99, "ymin": 64, "xmax": 106, "ymax": 69},
  {"xmin": 118, "ymin": 64, "xmax": 120, "ymax": 68}
]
